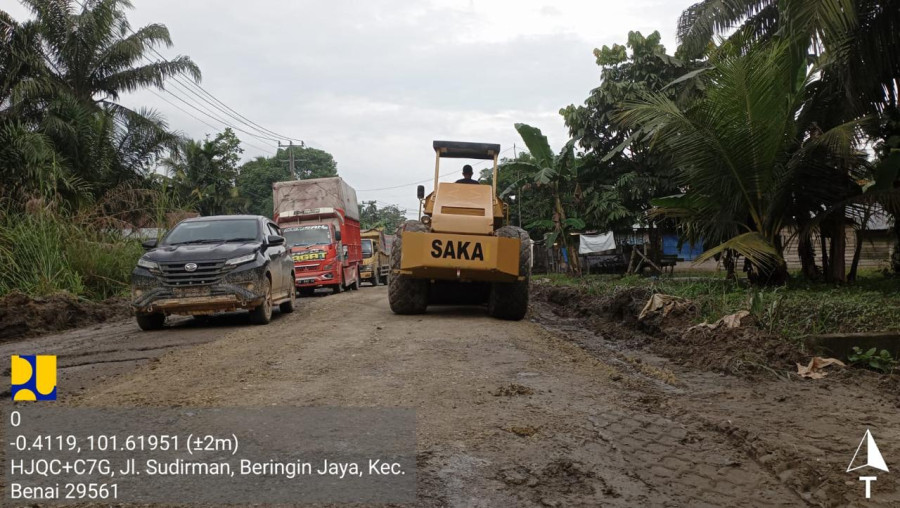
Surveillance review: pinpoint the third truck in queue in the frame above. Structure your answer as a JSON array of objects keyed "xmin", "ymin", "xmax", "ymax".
[{"xmin": 273, "ymin": 177, "xmax": 362, "ymax": 295}]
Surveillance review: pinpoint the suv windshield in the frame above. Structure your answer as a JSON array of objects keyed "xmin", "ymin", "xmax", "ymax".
[
  {"xmin": 361, "ymin": 239, "xmax": 373, "ymax": 258},
  {"xmin": 164, "ymin": 219, "xmax": 259, "ymax": 245},
  {"xmin": 284, "ymin": 225, "xmax": 331, "ymax": 247}
]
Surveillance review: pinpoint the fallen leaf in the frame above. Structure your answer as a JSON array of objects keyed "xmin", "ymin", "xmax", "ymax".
[{"xmin": 797, "ymin": 357, "xmax": 846, "ymax": 379}]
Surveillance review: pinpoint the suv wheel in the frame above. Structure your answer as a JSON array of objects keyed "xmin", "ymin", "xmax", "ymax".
[
  {"xmin": 279, "ymin": 283, "xmax": 296, "ymax": 314},
  {"xmin": 249, "ymin": 278, "xmax": 273, "ymax": 324},
  {"xmin": 136, "ymin": 313, "xmax": 165, "ymax": 331}
]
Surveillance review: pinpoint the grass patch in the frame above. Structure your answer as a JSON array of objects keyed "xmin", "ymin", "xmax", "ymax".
[
  {"xmin": 538, "ymin": 271, "xmax": 900, "ymax": 340},
  {"xmin": 0, "ymin": 210, "xmax": 143, "ymax": 300}
]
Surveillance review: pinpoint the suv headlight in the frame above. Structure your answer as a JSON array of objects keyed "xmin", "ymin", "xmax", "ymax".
[
  {"xmin": 225, "ymin": 253, "xmax": 257, "ymax": 266},
  {"xmin": 137, "ymin": 258, "xmax": 159, "ymax": 271}
]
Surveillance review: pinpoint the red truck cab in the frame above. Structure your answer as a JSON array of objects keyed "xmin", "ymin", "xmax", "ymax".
[{"xmin": 273, "ymin": 177, "xmax": 362, "ymax": 295}]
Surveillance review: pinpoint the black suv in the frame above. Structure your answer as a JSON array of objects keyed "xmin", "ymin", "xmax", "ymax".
[{"xmin": 131, "ymin": 215, "xmax": 296, "ymax": 330}]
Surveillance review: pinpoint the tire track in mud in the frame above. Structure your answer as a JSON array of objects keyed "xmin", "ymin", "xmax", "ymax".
[{"xmin": 531, "ymin": 288, "xmax": 900, "ymax": 507}]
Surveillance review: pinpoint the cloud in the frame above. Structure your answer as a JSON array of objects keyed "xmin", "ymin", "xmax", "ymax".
[{"xmin": 6, "ymin": 0, "xmax": 695, "ymax": 216}]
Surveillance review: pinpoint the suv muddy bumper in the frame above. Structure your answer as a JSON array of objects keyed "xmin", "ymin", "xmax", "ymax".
[{"xmin": 131, "ymin": 268, "xmax": 267, "ymax": 316}]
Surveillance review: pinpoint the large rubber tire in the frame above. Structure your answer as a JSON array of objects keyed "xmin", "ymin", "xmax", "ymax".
[
  {"xmin": 279, "ymin": 282, "xmax": 296, "ymax": 314},
  {"xmin": 374, "ymin": 269, "xmax": 382, "ymax": 286},
  {"xmin": 488, "ymin": 226, "xmax": 531, "ymax": 320},
  {"xmin": 249, "ymin": 278, "xmax": 273, "ymax": 325},
  {"xmin": 388, "ymin": 221, "xmax": 429, "ymax": 315},
  {"xmin": 136, "ymin": 313, "xmax": 165, "ymax": 331}
]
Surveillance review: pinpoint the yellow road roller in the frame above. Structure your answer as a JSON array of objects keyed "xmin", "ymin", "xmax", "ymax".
[{"xmin": 388, "ymin": 141, "xmax": 531, "ymax": 320}]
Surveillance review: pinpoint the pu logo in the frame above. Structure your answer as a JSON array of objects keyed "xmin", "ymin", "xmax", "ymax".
[{"xmin": 11, "ymin": 355, "xmax": 57, "ymax": 401}]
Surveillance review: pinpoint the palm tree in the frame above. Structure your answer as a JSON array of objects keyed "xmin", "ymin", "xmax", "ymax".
[
  {"xmin": 621, "ymin": 41, "xmax": 866, "ymax": 284},
  {"xmin": 19, "ymin": 0, "xmax": 200, "ymax": 108},
  {"xmin": 505, "ymin": 123, "xmax": 585, "ymax": 274},
  {"xmin": 1, "ymin": 0, "xmax": 201, "ymax": 202},
  {"xmin": 678, "ymin": 0, "xmax": 899, "ymax": 112}
]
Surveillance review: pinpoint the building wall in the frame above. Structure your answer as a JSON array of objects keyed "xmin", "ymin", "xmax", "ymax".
[{"xmin": 782, "ymin": 228, "xmax": 894, "ymax": 270}]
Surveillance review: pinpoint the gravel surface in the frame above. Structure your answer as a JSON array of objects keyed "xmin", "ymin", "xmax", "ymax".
[{"xmin": 1, "ymin": 286, "xmax": 897, "ymax": 506}]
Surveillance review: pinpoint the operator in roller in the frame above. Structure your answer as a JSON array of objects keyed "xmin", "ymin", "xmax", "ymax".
[{"xmin": 455, "ymin": 165, "xmax": 480, "ymax": 184}]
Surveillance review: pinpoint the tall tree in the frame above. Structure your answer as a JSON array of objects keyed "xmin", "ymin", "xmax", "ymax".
[
  {"xmin": 677, "ymin": 0, "xmax": 900, "ymax": 281},
  {"xmin": 165, "ymin": 128, "xmax": 244, "ymax": 216},
  {"xmin": 622, "ymin": 40, "xmax": 866, "ymax": 284},
  {"xmin": 0, "ymin": 0, "xmax": 198, "ymax": 203},
  {"xmin": 561, "ymin": 31, "xmax": 700, "ymax": 265}
]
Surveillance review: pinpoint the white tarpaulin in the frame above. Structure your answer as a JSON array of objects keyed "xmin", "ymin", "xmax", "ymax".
[{"xmin": 579, "ymin": 232, "xmax": 616, "ymax": 254}]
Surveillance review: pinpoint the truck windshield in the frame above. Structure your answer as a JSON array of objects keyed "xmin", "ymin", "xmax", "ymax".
[
  {"xmin": 164, "ymin": 219, "xmax": 259, "ymax": 245},
  {"xmin": 361, "ymin": 239, "xmax": 373, "ymax": 258},
  {"xmin": 283, "ymin": 225, "xmax": 331, "ymax": 247}
]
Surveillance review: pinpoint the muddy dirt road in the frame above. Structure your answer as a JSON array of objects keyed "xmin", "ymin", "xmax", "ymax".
[{"xmin": 3, "ymin": 287, "xmax": 898, "ymax": 506}]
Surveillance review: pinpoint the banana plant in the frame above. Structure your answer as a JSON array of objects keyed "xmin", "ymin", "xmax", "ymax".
[{"xmin": 504, "ymin": 123, "xmax": 584, "ymax": 274}]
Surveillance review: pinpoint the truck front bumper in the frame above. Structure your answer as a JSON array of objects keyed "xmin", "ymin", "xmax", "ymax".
[{"xmin": 294, "ymin": 269, "xmax": 339, "ymax": 288}]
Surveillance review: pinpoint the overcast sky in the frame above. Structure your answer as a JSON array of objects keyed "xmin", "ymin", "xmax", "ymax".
[{"xmin": 4, "ymin": 0, "xmax": 693, "ymax": 216}]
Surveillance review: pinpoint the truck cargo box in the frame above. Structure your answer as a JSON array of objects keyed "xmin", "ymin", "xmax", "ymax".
[{"xmin": 273, "ymin": 177, "xmax": 360, "ymax": 221}]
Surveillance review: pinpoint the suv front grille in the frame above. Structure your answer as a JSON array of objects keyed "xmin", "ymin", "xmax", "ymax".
[{"xmin": 158, "ymin": 260, "xmax": 227, "ymax": 286}]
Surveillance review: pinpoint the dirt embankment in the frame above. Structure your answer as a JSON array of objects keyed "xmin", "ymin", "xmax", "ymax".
[
  {"xmin": 532, "ymin": 283, "xmax": 805, "ymax": 375},
  {"xmin": 0, "ymin": 291, "xmax": 130, "ymax": 342}
]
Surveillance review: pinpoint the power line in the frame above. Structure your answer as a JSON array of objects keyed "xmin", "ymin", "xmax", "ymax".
[
  {"xmin": 155, "ymin": 80, "xmax": 282, "ymax": 144},
  {"xmin": 164, "ymin": 78, "xmax": 281, "ymax": 142},
  {"xmin": 71, "ymin": 0, "xmax": 299, "ymax": 145},
  {"xmin": 147, "ymin": 90, "xmax": 275, "ymax": 154}
]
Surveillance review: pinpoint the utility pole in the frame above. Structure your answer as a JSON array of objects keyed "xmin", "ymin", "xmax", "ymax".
[
  {"xmin": 278, "ymin": 141, "xmax": 296, "ymax": 178},
  {"xmin": 289, "ymin": 141, "xmax": 295, "ymax": 177}
]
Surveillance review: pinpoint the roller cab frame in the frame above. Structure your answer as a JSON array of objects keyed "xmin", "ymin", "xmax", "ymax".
[{"xmin": 398, "ymin": 141, "xmax": 521, "ymax": 283}]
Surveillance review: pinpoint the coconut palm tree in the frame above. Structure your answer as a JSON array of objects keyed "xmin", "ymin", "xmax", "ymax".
[
  {"xmin": 678, "ymin": 0, "xmax": 899, "ymax": 111},
  {"xmin": 1, "ymin": 0, "xmax": 200, "ymax": 202},
  {"xmin": 621, "ymin": 41, "xmax": 867, "ymax": 284},
  {"xmin": 19, "ymin": 0, "xmax": 200, "ymax": 109}
]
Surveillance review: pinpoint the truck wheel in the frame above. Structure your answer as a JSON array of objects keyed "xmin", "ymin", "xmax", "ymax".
[
  {"xmin": 350, "ymin": 269, "xmax": 360, "ymax": 290},
  {"xmin": 249, "ymin": 279, "xmax": 273, "ymax": 324},
  {"xmin": 374, "ymin": 270, "xmax": 382, "ymax": 286},
  {"xmin": 488, "ymin": 226, "xmax": 531, "ymax": 320},
  {"xmin": 136, "ymin": 313, "xmax": 165, "ymax": 331},
  {"xmin": 279, "ymin": 284, "xmax": 296, "ymax": 314},
  {"xmin": 388, "ymin": 221, "xmax": 429, "ymax": 314}
]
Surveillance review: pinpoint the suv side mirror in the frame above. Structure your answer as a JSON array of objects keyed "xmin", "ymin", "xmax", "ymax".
[
  {"xmin": 266, "ymin": 235, "xmax": 285, "ymax": 246},
  {"xmin": 142, "ymin": 238, "xmax": 158, "ymax": 250},
  {"xmin": 334, "ymin": 230, "xmax": 342, "ymax": 241},
  {"xmin": 417, "ymin": 185, "xmax": 425, "ymax": 200}
]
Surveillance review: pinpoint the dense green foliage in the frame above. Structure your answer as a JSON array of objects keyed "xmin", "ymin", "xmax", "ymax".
[
  {"xmin": 0, "ymin": 0, "xmax": 199, "ymax": 204},
  {"xmin": 164, "ymin": 128, "xmax": 244, "ymax": 216},
  {"xmin": 359, "ymin": 201, "xmax": 407, "ymax": 233},
  {"xmin": 517, "ymin": 1, "xmax": 900, "ymax": 284},
  {"xmin": 560, "ymin": 31, "xmax": 697, "ymax": 234}
]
